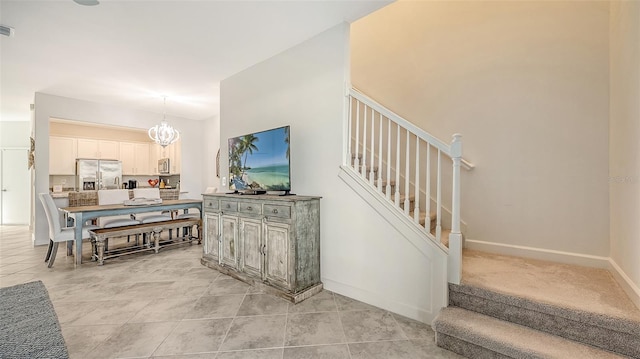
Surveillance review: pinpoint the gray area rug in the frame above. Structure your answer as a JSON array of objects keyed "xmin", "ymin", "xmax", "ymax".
[{"xmin": 0, "ymin": 281, "xmax": 69, "ymax": 359}]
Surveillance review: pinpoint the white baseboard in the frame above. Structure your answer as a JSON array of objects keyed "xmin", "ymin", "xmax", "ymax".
[
  {"xmin": 608, "ymin": 259, "xmax": 640, "ymax": 310},
  {"xmin": 322, "ymin": 277, "xmax": 441, "ymax": 324},
  {"xmin": 465, "ymin": 239, "xmax": 610, "ymax": 268},
  {"xmin": 465, "ymin": 239, "xmax": 640, "ymax": 310}
]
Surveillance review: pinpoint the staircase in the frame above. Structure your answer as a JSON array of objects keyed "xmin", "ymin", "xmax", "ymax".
[
  {"xmin": 341, "ymin": 89, "xmax": 640, "ymax": 358},
  {"xmin": 433, "ymin": 250, "xmax": 640, "ymax": 358},
  {"xmin": 342, "ymin": 87, "xmax": 472, "ymax": 284}
]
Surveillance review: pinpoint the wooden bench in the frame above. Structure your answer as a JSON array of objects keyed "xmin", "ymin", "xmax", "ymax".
[{"xmin": 89, "ymin": 218, "xmax": 201, "ymax": 265}]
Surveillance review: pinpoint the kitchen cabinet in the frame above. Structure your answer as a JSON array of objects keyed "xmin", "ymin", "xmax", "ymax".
[
  {"xmin": 120, "ymin": 142, "xmax": 151, "ymax": 175},
  {"xmin": 201, "ymin": 193, "xmax": 322, "ymax": 303},
  {"xmin": 155, "ymin": 140, "xmax": 181, "ymax": 174},
  {"xmin": 77, "ymin": 139, "xmax": 119, "ymax": 159},
  {"xmin": 49, "ymin": 136, "xmax": 77, "ymax": 175}
]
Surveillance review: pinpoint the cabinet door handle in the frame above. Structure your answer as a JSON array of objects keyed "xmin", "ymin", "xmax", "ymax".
[
  {"xmin": 246, "ymin": 206, "xmax": 252, "ymax": 211},
  {"xmin": 262, "ymin": 244, "xmax": 267, "ymax": 255}
]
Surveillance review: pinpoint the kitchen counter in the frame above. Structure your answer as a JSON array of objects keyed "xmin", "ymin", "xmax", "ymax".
[{"xmin": 66, "ymin": 188, "xmax": 181, "ymax": 207}]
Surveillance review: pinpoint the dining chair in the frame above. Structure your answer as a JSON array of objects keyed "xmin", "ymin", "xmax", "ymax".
[
  {"xmin": 131, "ymin": 188, "xmax": 172, "ymax": 224},
  {"xmin": 39, "ymin": 193, "xmax": 99, "ymax": 267},
  {"xmin": 97, "ymin": 189, "xmax": 141, "ymax": 228}
]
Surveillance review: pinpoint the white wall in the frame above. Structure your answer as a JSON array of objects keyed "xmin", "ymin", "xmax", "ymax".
[
  {"xmin": 351, "ymin": 1, "xmax": 611, "ymax": 260},
  {"xmin": 220, "ymin": 23, "xmax": 446, "ymax": 322},
  {"xmin": 0, "ymin": 122, "xmax": 30, "ymax": 148},
  {"xmin": 609, "ymin": 0, "xmax": 640, "ymax": 306},
  {"xmin": 33, "ymin": 93, "xmax": 205, "ymax": 245},
  {"xmin": 202, "ymin": 114, "xmax": 221, "ymax": 191}
]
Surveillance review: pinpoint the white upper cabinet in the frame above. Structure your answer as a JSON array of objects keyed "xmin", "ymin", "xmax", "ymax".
[
  {"xmin": 120, "ymin": 142, "xmax": 151, "ymax": 175},
  {"xmin": 155, "ymin": 140, "xmax": 181, "ymax": 174},
  {"xmin": 77, "ymin": 139, "xmax": 119, "ymax": 159},
  {"xmin": 49, "ymin": 136, "xmax": 77, "ymax": 175}
]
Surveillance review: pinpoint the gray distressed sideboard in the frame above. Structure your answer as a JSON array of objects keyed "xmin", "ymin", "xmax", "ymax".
[{"xmin": 201, "ymin": 193, "xmax": 322, "ymax": 303}]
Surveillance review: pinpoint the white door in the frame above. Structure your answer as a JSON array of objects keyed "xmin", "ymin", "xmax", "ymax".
[{"xmin": 1, "ymin": 149, "xmax": 31, "ymax": 224}]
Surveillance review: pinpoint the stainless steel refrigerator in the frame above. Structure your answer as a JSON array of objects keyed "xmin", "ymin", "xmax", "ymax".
[{"xmin": 76, "ymin": 159, "xmax": 122, "ymax": 191}]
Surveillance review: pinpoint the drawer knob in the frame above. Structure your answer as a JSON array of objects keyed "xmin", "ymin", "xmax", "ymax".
[
  {"xmin": 226, "ymin": 204, "xmax": 230, "ymax": 208},
  {"xmin": 272, "ymin": 209, "xmax": 278, "ymax": 214},
  {"xmin": 247, "ymin": 206, "xmax": 252, "ymax": 210},
  {"xmin": 208, "ymin": 202, "xmax": 212, "ymax": 206}
]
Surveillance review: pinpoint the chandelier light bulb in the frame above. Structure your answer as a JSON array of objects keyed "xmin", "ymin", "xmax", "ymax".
[{"xmin": 149, "ymin": 97, "xmax": 180, "ymax": 148}]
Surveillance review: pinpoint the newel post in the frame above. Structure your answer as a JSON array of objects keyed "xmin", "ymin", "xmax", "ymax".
[{"xmin": 448, "ymin": 134, "xmax": 463, "ymax": 284}]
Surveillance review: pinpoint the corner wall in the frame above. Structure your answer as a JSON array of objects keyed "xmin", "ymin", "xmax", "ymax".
[
  {"xmin": 33, "ymin": 93, "xmax": 205, "ymax": 246},
  {"xmin": 351, "ymin": 1, "xmax": 611, "ymax": 260},
  {"xmin": 609, "ymin": 0, "xmax": 640, "ymax": 306},
  {"xmin": 220, "ymin": 23, "xmax": 447, "ymax": 323}
]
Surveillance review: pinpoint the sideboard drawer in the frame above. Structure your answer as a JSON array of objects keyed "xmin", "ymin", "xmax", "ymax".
[
  {"xmin": 221, "ymin": 200, "xmax": 238, "ymax": 212},
  {"xmin": 203, "ymin": 199, "xmax": 219, "ymax": 211},
  {"xmin": 264, "ymin": 204, "xmax": 291, "ymax": 219},
  {"xmin": 239, "ymin": 202, "xmax": 262, "ymax": 215}
]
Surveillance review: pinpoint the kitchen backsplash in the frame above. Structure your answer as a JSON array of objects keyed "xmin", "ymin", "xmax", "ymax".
[{"xmin": 50, "ymin": 174, "xmax": 181, "ymax": 191}]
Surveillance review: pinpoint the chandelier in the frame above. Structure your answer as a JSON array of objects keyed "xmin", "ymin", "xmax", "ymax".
[{"xmin": 148, "ymin": 97, "xmax": 180, "ymax": 148}]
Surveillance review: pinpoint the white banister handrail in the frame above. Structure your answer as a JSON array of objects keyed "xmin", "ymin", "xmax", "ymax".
[
  {"xmin": 345, "ymin": 86, "xmax": 471, "ymax": 285},
  {"xmin": 350, "ymin": 88, "xmax": 451, "ymax": 154},
  {"xmin": 350, "ymin": 88, "xmax": 475, "ymax": 170}
]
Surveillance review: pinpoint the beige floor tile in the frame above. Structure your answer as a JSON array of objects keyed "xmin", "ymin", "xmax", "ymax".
[
  {"xmin": 61, "ymin": 324, "xmax": 120, "ymax": 359},
  {"xmin": 334, "ymin": 293, "xmax": 385, "ymax": 312},
  {"xmin": 87, "ymin": 321, "xmax": 178, "ymax": 358},
  {"xmin": 205, "ymin": 275, "xmax": 251, "ymax": 296},
  {"xmin": 216, "ymin": 348, "xmax": 283, "ymax": 359},
  {"xmin": 393, "ymin": 313, "xmax": 436, "ymax": 339},
  {"xmin": 285, "ymin": 312, "xmax": 346, "ymax": 346},
  {"xmin": 219, "ymin": 315, "xmax": 287, "ymax": 351},
  {"xmin": 236, "ymin": 293, "xmax": 289, "ymax": 316},
  {"xmin": 287, "ymin": 289, "xmax": 337, "ymax": 314},
  {"xmin": 153, "ymin": 318, "xmax": 233, "ymax": 356},
  {"xmin": 71, "ymin": 298, "xmax": 152, "ymax": 325},
  {"xmin": 283, "ymin": 344, "xmax": 351, "ymax": 359},
  {"xmin": 128, "ymin": 295, "xmax": 197, "ymax": 323},
  {"xmin": 349, "ymin": 340, "xmax": 422, "ymax": 359},
  {"xmin": 184, "ymin": 294, "xmax": 245, "ymax": 319},
  {"xmin": 340, "ymin": 310, "xmax": 407, "ymax": 342}
]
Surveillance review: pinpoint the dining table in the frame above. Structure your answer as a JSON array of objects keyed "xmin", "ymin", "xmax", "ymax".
[{"xmin": 61, "ymin": 199, "xmax": 203, "ymax": 265}]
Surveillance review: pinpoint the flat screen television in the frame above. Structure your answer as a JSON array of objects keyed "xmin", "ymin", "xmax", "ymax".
[{"xmin": 228, "ymin": 125, "xmax": 290, "ymax": 194}]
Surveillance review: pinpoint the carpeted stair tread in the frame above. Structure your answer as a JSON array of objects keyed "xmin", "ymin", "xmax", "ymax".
[
  {"xmin": 434, "ymin": 307, "xmax": 627, "ymax": 359},
  {"xmin": 450, "ymin": 282, "xmax": 640, "ymax": 336},
  {"xmin": 449, "ymin": 250, "xmax": 640, "ymax": 358},
  {"xmin": 460, "ymin": 250, "xmax": 640, "ymax": 332},
  {"xmin": 449, "ymin": 282, "xmax": 640, "ymax": 357}
]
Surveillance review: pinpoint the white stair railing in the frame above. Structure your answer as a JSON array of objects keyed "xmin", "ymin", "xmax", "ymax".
[{"xmin": 344, "ymin": 88, "xmax": 473, "ymax": 284}]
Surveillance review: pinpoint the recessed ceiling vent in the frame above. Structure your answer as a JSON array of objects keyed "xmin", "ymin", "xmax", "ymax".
[{"xmin": 0, "ymin": 25, "xmax": 15, "ymax": 37}]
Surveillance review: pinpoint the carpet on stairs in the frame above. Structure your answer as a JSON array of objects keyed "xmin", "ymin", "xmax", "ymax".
[{"xmin": 433, "ymin": 250, "xmax": 640, "ymax": 359}]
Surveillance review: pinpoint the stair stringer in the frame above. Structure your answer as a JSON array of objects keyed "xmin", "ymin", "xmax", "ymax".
[{"xmin": 337, "ymin": 165, "xmax": 449, "ymax": 323}]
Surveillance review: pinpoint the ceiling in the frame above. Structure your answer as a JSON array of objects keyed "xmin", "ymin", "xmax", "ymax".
[{"xmin": 0, "ymin": 0, "xmax": 390, "ymax": 122}]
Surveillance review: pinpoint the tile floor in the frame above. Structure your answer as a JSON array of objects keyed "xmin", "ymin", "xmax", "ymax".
[{"xmin": 0, "ymin": 225, "xmax": 462, "ymax": 359}]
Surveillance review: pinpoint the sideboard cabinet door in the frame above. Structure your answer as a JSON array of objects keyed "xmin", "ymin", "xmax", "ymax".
[
  {"xmin": 240, "ymin": 218, "xmax": 263, "ymax": 279},
  {"xmin": 264, "ymin": 221, "xmax": 291, "ymax": 290},
  {"xmin": 203, "ymin": 212, "xmax": 220, "ymax": 262},
  {"xmin": 220, "ymin": 215, "xmax": 239, "ymax": 269}
]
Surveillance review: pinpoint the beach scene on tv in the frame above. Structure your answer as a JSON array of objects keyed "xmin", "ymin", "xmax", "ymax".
[{"xmin": 228, "ymin": 126, "xmax": 290, "ymax": 191}]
